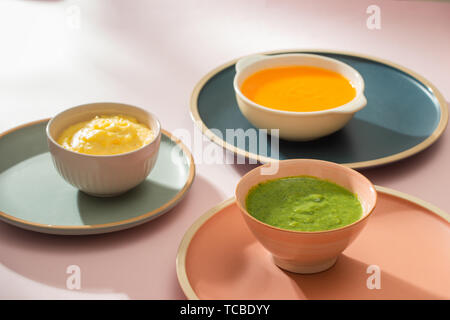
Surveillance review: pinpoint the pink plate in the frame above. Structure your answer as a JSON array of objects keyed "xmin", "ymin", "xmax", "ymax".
[{"xmin": 176, "ymin": 186, "xmax": 450, "ymax": 299}]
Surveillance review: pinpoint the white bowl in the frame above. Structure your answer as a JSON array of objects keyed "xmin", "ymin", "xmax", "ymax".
[
  {"xmin": 46, "ymin": 102, "xmax": 161, "ymax": 197},
  {"xmin": 233, "ymin": 53, "xmax": 367, "ymax": 141}
]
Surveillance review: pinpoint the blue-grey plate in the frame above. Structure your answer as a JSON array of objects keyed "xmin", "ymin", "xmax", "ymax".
[
  {"xmin": 0, "ymin": 119, "xmax": 195, "ymax": 235},
  {"xmin": 191, "ymin": 50, "xmax": 448, "ymax": 168}
]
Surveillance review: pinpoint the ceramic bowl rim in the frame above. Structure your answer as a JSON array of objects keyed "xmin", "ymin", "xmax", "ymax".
[
  {"xmin": 46, "ymin": 102, "xmax": 162, "ymax": 158},
  {"xmin": 233, "ymin": 53, "xmax": 366, "ymax": 116},
  {"xmin": 235, "ymin": 159, "xmax": 378, "ymax": 234}
]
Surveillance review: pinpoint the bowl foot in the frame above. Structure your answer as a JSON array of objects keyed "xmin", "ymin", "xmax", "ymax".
[
  {"xmin": 273, "ymin": 256, "xmax": 338, "ymax": 274},
  {"xmin": 81, "ymin": 190, "xmax": 128, "ymax": 198}
]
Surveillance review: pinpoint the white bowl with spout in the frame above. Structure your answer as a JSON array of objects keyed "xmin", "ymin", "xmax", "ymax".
[{"xmin": 233, "ymin": 53, "xmax": 367, "ymax": 141}]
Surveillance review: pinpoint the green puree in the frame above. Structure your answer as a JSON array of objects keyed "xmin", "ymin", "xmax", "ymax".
[{"xmin": 245, "ymin": 176, "xmax": 362, "ymax": 231}]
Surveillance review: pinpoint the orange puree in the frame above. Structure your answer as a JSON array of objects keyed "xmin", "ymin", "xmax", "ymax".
[{"xmin": 240, "ymin": 66, "xmax": 356, "ymax": 112}]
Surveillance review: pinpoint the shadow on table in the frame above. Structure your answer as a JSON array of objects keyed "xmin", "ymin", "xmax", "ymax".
[
  {"xmin": 77, "ymin": 179, "xmax": 181, "ymax": 226},
  {"xmin": 229, "ymin": 112, "xmax": 448, "ymax": 180},
  {"xmin": 284, "ymin": 254, "xmax": 443, "ymax": 299},
  {"xmin": 0, "ymin": 175, "xmax": 223, "ymax": 299},
  {"xmin": 360, "ymin": 102, "xmax": 449, "ymax": 184}
]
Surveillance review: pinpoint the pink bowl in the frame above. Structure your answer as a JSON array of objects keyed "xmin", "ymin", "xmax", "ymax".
[{"xmin": 235, "ymin": 159, "xmax": 377, "ymax": 274}]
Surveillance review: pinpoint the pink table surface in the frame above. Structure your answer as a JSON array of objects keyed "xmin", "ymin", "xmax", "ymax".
[{"xmin": 0, "ymin": 0, "xmax": 449, "ymax": 299}]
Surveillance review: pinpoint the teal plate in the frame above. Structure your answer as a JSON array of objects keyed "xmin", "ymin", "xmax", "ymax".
[
  {"xmin": 0, "ymin": 119, "xmax": 195, "ymax": 235},
  {"xmin": 191, "ymin": 50, "xmax": 448, "ymax": 168}
]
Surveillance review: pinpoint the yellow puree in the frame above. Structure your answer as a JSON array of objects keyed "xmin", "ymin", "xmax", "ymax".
[
  {"xmin": 241, "ymin": 66, "xmax": 356, "ymax": 112},
  {"xmin": 57, "ymin": 115, "xmax": 154, "ymax": 155}
]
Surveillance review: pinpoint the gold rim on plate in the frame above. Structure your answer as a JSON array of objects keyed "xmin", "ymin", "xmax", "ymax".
[
  {"xmin": 175, "ymin": 186, "xmax": 450, "ymax": 300},
  {"xmin": 190, "ymin": 49, "xmax": 448, "ymax": 169},
  {"xmin": 0, "ymin": 118, "xmax": 196, "ymax": 234}
]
